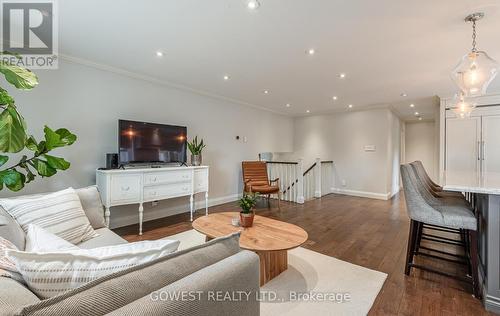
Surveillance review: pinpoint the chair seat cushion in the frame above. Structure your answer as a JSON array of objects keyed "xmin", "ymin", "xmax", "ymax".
[
  {"xmin": 434, "ymin": 204, "xmax": 477, "ymax": 230},
  {"xmin": 248, "ymin": 185, "xmax": 279, "ymax": 194}
]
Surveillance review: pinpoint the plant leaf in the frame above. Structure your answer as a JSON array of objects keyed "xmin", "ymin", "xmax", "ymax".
[
  {"xmin": 44, "ymin": 126, "xmax": 77, "ymax": 150},
  {"xmin": 0, "ymin": 61, "xmax": 38, "ymax": 90},
  {"xmin": 32, "ymin": 158, "xmax": 56, "ymax": 177},
  {"xmin": 43, "ymin": 126, "xmax": 60, "ymax": 150},
  {"xmin": 0, "ymin": 105, "xmax": 27, "ymax": 152},
  {"xmin": 43, "ymin": 154, "xmax": 70, "ymax": 170},
  {"xmin": 25, "ymin": 135, "xmax": 38, "ymax": 151},
  {"xmin": 55, "ymin": 128, "xmax": 77, "ymax": 146},
  {"xmin": 0, "ymin": 169, "xmax": 24, "ymax": 191},
  {"xmin": 0, "ymin": 88, "xmax": 14, "ymax": 106},
  {"xmin": 0, "ymin": 155, "xmax": 8, "ymax": 167},
  {"xmin": 18, "ymin": 160, "xmax": 35, "ymax": 183}
]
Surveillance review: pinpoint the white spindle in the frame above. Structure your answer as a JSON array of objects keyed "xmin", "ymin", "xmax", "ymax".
[
  {"xmin": 297, "ymin": 158, "xmax": 305, "ymax": 204},
  {"xmin": 314, "ymin": 157, "xmax": 321, "ymax": 198}
]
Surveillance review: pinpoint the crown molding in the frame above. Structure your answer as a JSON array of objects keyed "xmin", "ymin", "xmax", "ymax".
[{"xmin": 59, "ymin": 54, "xmax": 289, "ymax": 117}]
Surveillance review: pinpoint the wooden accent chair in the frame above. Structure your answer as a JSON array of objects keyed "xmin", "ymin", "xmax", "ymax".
[{"xmin": 242, "ymin": 161, "xmax": 281, "ymax": 208}]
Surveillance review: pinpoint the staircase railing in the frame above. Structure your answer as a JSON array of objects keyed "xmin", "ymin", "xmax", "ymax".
[{"xmin": 265, "ymin": 158, "xmax": 334, "ymax": 204}]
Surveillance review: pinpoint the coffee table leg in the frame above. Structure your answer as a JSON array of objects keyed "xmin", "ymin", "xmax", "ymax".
[{"xmin": 256, "ymin": 250, "xmax": 288, "ymax": 286}]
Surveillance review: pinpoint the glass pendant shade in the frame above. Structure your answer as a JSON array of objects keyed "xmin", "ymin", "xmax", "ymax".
[
  {"xmin": 451, "ymin": 93, "xmax": 476, "ymax": 119},
  {"xmin": 451, "ymin": 51, "xmax": 499, "ymax": 97}
]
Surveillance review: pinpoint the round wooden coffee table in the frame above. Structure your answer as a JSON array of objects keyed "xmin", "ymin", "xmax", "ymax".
[{"xmin": 192, "ymin": 212, "xmax": 308, "ymax": 285}]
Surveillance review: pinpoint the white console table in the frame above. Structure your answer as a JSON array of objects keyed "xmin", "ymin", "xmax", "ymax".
[{"xmin": 96, "ymin": 166, "xmax": 209, "ymax": 235}]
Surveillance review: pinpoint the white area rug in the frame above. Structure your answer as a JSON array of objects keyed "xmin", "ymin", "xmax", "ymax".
[{"xmin": 166, "ymin": 229, "xmax": 387, "ymax": 316}]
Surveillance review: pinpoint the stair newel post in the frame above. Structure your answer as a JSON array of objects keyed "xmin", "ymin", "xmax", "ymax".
[
  {"xmin": 297, "ymin": 158, "xmax": 305, "ymax": 204},
  {"xmin": 315, "ymin": 157, "xmax": 322, "ymax": 198}
]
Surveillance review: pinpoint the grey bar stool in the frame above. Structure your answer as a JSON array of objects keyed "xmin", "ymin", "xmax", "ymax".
[
  {"xmin": 409, "ymin": 162, "xmax": 469, "ymax": 252},
  {"xmin": 400, "ymin": 164, "xmax": 480, "ymax": 298},
  {"xmin": 410, "ymin": 161, "xmax": 464, "ymax": 199}
]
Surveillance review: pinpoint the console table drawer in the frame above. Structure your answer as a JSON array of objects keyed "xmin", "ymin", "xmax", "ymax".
[
  {"xmin": 144, "ymin": 170, "xmax": 192, "ymax": 185},
  {"xmin": 194, "ymin": 169, "xmax": 208, "ymax": 193},
  {"xmin": 110, "ymin": 175, "xmax": 141, "ymax": 203},
  {"xmin": 144, "ymin": 183, "xmax": 191, "ymax": 200}
]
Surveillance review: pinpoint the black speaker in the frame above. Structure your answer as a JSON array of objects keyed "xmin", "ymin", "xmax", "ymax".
[{"xmin": 106, "ymin": 153, "xmax": 119, "ymax": 169}]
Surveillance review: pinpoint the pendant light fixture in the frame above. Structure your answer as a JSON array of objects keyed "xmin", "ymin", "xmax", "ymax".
[
  {"xmin": 451, "ymin": 93, "xmax": 476, "ymax": 119},
  {"xmin": 451, "ymin": 13, "xmax": 499, "ymax": 97}
]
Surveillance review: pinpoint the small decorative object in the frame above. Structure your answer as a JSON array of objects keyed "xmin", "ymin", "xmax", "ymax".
[
  {"xmin": 187, "ymin": 136, "xmax": 206, "ymax": 166},
  {"xmin": 451, "ymin": 13, "xmax": 499, "ymax": 98},
  {"xmin": 231, "ymin": 217, "xmax": 240, "ymax": 227},
  {"xmin": 238, "ymin": 193, "xmax": 258, "ymax": 227}
]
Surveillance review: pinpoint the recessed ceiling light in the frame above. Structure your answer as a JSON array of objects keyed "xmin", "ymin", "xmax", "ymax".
[
  {"xmin": 223, "ymin": 75, "xmax": 230, "ymax": 81},
  {"xmin": 332, "ymin": 96, "xmax": 338, "ymax": 100},
  {"xmin": 247, "ymin": 0, "xmax": 260, "ymax": 10},
  {"xmin": 307, "ymin": 48, "xmax": 315, "ymax": 55},
  {"xmin": 286, "ymin": 103, "xmax": 291, "ymax": 107},
  {"xmin": 418, "ymin": 117, "xmax": 423, "ymax": 121},
  {"xmin": 348, "ymin": 104, "xmax": 353, "ymax": 108},
  {"xmin": 306, "ymin": 110, "xmax": 310, "ymax": 113},
  {"xmin": 338, "ymin": 73, "xmax": 346, "ymax": 79},
  {"xmin": 410, "ymin": 103, "xmax": 415, "ymax": 108},
  {"xmin": 156, "ymin": 51, "xmax": 164, "ymax": 57},
  {"xmin": 263, "ymin": 90, "xmax": 269, "ymax": 94},
  {"xmin": 414, "ymin": 112, "xmax": 419, "ymax": 116},
  {"xmin": 400, "ymin": 93, "xmax": 408, "ymax": 97}
]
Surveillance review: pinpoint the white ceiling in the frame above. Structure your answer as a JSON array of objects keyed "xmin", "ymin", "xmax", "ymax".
[{"xmin": 58, "ymin": 0, "xmax": 500, "ymax": 120}]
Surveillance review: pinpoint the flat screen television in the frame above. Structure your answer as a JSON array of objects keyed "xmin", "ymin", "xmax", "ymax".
[{"xmin": 118, "ymin": 120, "xmax": 187, "ymax": 165}]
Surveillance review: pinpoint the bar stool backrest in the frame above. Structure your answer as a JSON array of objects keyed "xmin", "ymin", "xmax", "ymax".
[{"xmin": 400, "ymin": 164, "xmax": 443, "ymax": 225}]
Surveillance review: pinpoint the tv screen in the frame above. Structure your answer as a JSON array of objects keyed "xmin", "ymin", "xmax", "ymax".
[{"xmin": 118, "ymin": 120, "xmax": 187, "ymax": 165}]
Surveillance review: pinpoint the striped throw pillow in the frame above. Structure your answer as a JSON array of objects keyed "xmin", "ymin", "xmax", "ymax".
[
  {"xmin": 0, "ymin": 236, "xmax": 24, "ymax": 282},
  {"xmin": 7, "ymin": 239, "xmax": 180, "ymax": 298},
  {"xmin": 0, "ymin": 188, "xmax": 98, "ymax": 245}
]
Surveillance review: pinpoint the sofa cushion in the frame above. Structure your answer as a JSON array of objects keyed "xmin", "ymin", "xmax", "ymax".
[
  {"xmin": 8, "ymin": 238, "xmax": 180, "ymax": 298},
  {"xmin": 0, "ymin": 188, "xmax": 98, "ymax": 245},
  {"xmin": 75, "ymin": 186, "xmax": 106, "ymax": 230},
  {"xmin": 77, "ymin": 228, "xmax": 127, "ymax": 249},
  {"xmin": 0, "ymin": 277, "xmax": 40, "ymax": 316},
  {"xmin": 0, "ymin": 207, "xmax": 25, "ymax": 250},
  {"xmin": 25, "ymin": 225, "xmax": 79, "ymax": 252},
  {"xmin": 17, "ymin": 233, "xmax": 241, "ymax": 316}
]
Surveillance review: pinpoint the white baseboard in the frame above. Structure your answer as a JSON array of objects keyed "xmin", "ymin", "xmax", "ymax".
[
  {"xmin": 332, "ymin": 188, "xmax": 391, "ymax": 200},
  {"xmin": 110, "ymin": 193, "xmax": 241, "ymax": 229},
  {"xmin": 387, "ymin": 188, "xmax": 401, "ymax": 199}
]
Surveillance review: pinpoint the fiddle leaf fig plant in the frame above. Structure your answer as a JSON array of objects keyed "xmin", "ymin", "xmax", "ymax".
[{"xmin": 0, "ymin": 52, "xmax": 77, "ymax": 192}]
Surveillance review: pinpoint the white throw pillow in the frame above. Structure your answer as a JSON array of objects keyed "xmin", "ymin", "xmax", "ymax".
[
  {"xmin": 7, "ymin": 239, "xmax": 180, "ymax": 298},
  {"xmin": 25, "ymin": 224, "xmax": 79, "ymax": 252},
  {"xmin": 0, "ymin": 187, "xmax": 98, "ymax": 244}
]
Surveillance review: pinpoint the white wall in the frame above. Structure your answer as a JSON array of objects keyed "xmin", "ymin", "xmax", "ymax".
[
  {"xmin": 405, "ymin": 121, "xmax": 437, "ymax": 181},
  {"xmin": 1, "ymin": 60, "xmax": 294, "ymax": 228},
  {"xmin": 293, "ymin": 108, "xmax": 400, "ymax": 200}
]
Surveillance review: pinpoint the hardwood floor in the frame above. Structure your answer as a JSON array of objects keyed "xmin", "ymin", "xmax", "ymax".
[{"xmin": 114, "ymin": 193, "xmax": 493, "ymax": 316}]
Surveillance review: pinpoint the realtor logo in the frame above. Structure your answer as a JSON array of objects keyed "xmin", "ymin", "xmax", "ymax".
[{"xmin": 1, "ymin": 0, "xmax": 58, "ymax": 68}]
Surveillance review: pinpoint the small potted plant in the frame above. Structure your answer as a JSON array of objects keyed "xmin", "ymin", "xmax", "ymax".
[
  {"xmin": 238, "ymin": 193, "xmax": 258, "ymax": 227},
  {"xmin": 187, "ymin": 136, "xmax": 206, "ymax": 166}
]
